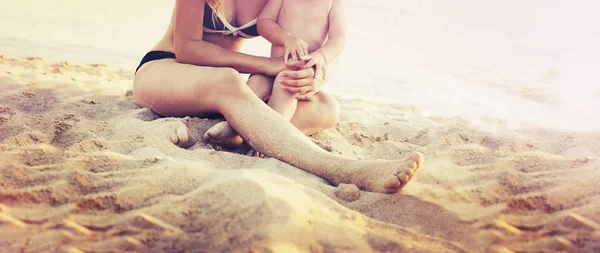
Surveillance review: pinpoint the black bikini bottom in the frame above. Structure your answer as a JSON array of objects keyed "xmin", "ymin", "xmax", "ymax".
[{"xmin": 135, "ymin": 51, "xmax": 176, "ymax": 74}]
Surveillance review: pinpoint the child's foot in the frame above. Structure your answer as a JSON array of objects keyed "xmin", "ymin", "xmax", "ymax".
[{"xmin": 203, "ymin": 121, "xmax": 244, "ymax": 148}]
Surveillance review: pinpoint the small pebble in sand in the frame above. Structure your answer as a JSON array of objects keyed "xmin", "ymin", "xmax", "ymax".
[
  {"xmin": 144, "ymin": 157, "xmax": 160, "ymax": 164},
  {"xmin": 335, "ymin": 183, "xmax": 361, "ymax": 202}
]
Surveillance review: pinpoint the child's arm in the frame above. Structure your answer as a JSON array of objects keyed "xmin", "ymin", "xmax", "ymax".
[
  {"xmin": 306, "ymin": 0, "xmax": 346, "ymax": 80},
  {"xmin": 258, "ymin": 0, "xmax": 309, "ymax": 62},
  {"xmin": 317, "ymin": 0, "xmax": 346, "ymax": 62}
]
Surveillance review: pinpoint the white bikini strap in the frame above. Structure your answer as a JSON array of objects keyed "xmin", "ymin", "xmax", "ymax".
[{"xmin": 207, "ymin": 3, "xmax": 257, "ymax": 37}]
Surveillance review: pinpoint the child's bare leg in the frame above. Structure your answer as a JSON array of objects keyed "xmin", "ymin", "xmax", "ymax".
[
  {"xmin": 203, "ymin": 74, "xmax": 274, "ymax": 148},
  {"xmin": 248, "ymin": 74, "xmax": 275, "ymax": 101},
  {"xmin": 268, "ymin": 73, "xmax": 298, "ymax": 120}
]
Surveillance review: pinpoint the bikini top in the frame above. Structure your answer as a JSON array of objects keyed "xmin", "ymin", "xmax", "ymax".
[{"xmin": 203, "ymin": 3, "xmax": 259, "ymax": 38}]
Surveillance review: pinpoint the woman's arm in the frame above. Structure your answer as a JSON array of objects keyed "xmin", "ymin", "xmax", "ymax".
[
  {"xmin": 173, "ymin": 0, "xmax": 283, "ymax": 75},
  {"xmin": 315, "ymin": 0, "xmax": 346, "ymax": 64}
]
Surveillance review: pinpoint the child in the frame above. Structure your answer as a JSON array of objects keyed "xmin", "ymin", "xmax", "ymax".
[
  {"xmin": 251, "ymin": 0, "xmax": 346, "ymax": 117},
  {"xmin": 204, "ymin": 0, "xmax": 346, "ymax": 153}
]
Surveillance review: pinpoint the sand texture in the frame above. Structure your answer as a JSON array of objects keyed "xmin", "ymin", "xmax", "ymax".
[{"xmin": 0, "ymin": 56, "xmax": 599, "ymax": 252}]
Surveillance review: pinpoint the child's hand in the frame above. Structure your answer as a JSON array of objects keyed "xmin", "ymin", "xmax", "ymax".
[
  {"xmin": 304, "ymin": 52, "xmax": 327, "ymax": 80},
  {"xmin": 283, "ymin": 35, "xmax": 309, "ymax": 62}
]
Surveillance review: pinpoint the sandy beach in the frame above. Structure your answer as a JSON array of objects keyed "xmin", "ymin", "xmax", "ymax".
[
  {"xmin": 1, "ymin": 0, "xmax": 600, "ymax": 252},
  {"xmin": 0, "ymin": 55, "xmax": 598, "ymax": 252}
]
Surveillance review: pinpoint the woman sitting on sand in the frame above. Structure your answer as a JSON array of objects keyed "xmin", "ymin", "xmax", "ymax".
[{"xmin": 133, "ymin": 0, "xmax": 423, "ymax": 193}]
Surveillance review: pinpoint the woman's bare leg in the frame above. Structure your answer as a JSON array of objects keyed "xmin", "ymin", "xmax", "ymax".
[
  {"xmin": 204, "ymin": 72, "xmax": 339, "ymax": 149},
  {"xmin": 217, "ymin": 81, "xmax": 422, "ymax": 193},
  {"xmin": 205, "ymin": 75, "xmax": 339, "ymax": 146},
  {"xmin": 134, "ymin": 59, "xmax": 423, "ymax": 193},
  {"xmin": 204, "ymin": 74, "xmax": 273, "ymax": 148}
]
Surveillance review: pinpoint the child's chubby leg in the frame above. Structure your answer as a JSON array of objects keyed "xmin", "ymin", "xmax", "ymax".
[
  {"xmin": 247, "ymin": 74, "xmax": 275, "ymax": 101},
  {"xmin": 268, "ymin": 72, "xmax": 299, "ymax": 120}
]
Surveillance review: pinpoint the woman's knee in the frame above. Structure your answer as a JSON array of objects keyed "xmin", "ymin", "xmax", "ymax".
[
  {"xmin": 217, "ymin": 67, "xmax": 246, "ymax": 88},
  {"xmin": 190, "ymin": 67, "xmax": 252, "ymax": 112},
  {"xmin": 207, "ymin": 68, "xmax": 250, "ymax": 97}
]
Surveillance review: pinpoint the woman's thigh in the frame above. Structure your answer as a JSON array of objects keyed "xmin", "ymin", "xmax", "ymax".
[{"xmin": 133, "ymin": 59, "xmax": 243, "ymax": 117}]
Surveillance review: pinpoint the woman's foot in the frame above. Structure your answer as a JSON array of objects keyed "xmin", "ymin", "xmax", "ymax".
[
  {"xmin": 170, "ymin": 122, "xmax": 197, "ymax": 149},
  {"xmin": 334, "ymin": 152, "xmax": 424, "ymax": 193},
  {"xmin": 203, "ymin": 121, "xmax": 244, "ymax": 149}
]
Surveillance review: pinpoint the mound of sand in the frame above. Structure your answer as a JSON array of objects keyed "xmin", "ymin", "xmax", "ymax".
[{"xmin": 0, "ymin": 56, "xmax": 599, "ymax": 252}]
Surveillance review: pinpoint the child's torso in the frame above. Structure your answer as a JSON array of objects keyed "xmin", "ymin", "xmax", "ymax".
[{"xmin": 271, "ymin": 0, "xmax": 333, "ymax": 57}]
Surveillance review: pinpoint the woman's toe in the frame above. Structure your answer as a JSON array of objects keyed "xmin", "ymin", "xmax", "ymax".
[{"xmin": 384, "ymin": 175, "xmax": 401, "ymax": 189}]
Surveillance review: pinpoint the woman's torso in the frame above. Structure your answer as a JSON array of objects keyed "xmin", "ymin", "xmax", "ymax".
[{"xmin": 151, "ymin": 0, "xmax": 268, "ymax": 53}]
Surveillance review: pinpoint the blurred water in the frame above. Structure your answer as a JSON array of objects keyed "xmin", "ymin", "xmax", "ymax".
[{"xmin": 1, "ymin": 0, "xmax": 599, "ymax": 130}]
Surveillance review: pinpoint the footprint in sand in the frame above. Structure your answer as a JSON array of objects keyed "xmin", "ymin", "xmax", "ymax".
[{"xmin": 170, "ymin": 122, "xmax": 198, "ymax": 149}]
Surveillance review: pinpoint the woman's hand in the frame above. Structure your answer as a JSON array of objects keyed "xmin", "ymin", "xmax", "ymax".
[
  {"xmin": 283, "ymin": 35, "xmax": 309, "ymax": 62},
  {"xmin": 279, "ymin": 61, "xmax": 325, "ymax": 101},
  {"xmin": 264, "ymin": 58, "xmax": 287, "ymax": 76}
]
